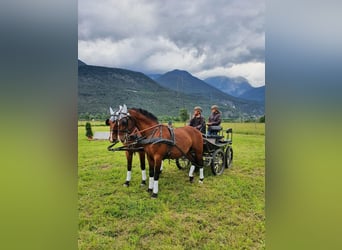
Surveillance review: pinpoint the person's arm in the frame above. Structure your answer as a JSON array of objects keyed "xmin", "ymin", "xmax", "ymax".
[
  {"xmin": 211, "ymin": 113, "xmax": 222, "ymax": 126},
  {"xmin": 189, "ymin": 118, "xmax": 194, "ymax": 126},
  {"xmin": 214, "ymin": 113, "xmax": 221, "ymax": 125},
  {"xmin": 196, "ymin": 118, "xmax": 204, "ymax": 130},
  {"xmin": 207, "ymin": 115, "xmax": 212, "ymax": 126}
]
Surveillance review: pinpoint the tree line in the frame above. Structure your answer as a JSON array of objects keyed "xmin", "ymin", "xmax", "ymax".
[{"xmin": 79, "ymin": 109, "xmax": 265, "ymax": 123}]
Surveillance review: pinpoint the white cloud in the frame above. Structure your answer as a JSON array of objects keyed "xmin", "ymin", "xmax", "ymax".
[
  {"xmin": 194, "ymin": 62, "xmax": 265, "ymax": 87},
  {"xmin": 78, "ymin": 36, "xmax": 207, "ymax": 73},
  {"xmin": 78, "ymin": 0, "xmax": 265, "ymax": 86}
]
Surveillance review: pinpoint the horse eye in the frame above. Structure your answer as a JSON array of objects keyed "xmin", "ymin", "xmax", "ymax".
[{"xmin": 120, "ymin": 119, "xmax": 128, "ymax": 126}]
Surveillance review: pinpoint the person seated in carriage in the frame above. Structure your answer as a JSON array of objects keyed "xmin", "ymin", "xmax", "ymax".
[
  {"xmin": 207, "ymin": 105, "xmax": 222, "ymax": 135},
  {"xmin": 189, "ymin": 106, "xmax": 206, "ymax": 134}
]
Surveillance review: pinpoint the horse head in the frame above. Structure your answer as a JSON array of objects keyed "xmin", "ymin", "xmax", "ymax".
[
  {"xmin": 106, "ymin": 105, "xmax": 137, "ymax": 143},
  {"xmin": 105, "ymin": 106, "xmax": 120, "ymax": 143}
]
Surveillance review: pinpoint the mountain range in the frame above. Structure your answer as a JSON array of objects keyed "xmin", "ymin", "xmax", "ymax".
[
  {"xmin": 204, "ymin": 76, "xmax": 265, "ymax": 103},
  {"xmin": 239, "ymin": 86, "xmax": 265, "ymax": 102},
  {"xmin": 204, "ymin": 76, "xmax": 252, "ymax": 96},
  {"xmin": 78, "ymin": 60, "xmax": 264, "ymax": 120},
  {"xmin": 154, "ymin": 70, "xmax": 238, "ymax": 102}
]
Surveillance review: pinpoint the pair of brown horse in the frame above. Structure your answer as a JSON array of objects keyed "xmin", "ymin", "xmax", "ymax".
[{"xmin": 106, "ymin": 105, "xmax": 204, "ymax": 198}]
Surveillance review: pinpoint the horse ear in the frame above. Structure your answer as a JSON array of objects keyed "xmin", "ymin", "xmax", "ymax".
[
  {"xmin": 110, "ymin": 107, "xmax": 115, "ymax": 115},
  {"xmin": 122, "ymin": 104, "xmax": 127, "ymax": 113}
]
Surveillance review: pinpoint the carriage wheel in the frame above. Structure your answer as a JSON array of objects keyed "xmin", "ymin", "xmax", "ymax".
[
  {"xmin": 175, "ymin": 156, "xmax": 191, "ymax": 170},
  {"xmin": 211, "ymin": 149, "xmax": 225, "ymax": 175},
  {"xmin": 225, "ymin": 146, "xmax": 233, "ymax": 168}
]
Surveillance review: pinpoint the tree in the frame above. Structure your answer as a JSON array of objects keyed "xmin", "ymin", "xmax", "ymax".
[
  {"xmin": 259, "ymin": 115, "xmax": 265, "ymax": 123},
  {"xmin": 85, "ymin": 122, "xmax": 93, "ymax": 140},
  {"xmin": 179, "ymin": 108, "xmax": 189, "ymax": 123}
]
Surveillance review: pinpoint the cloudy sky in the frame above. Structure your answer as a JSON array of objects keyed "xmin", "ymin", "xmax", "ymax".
[{"xmin": 78, "ymin": 0, "xmax": 265, "ymax": 87}]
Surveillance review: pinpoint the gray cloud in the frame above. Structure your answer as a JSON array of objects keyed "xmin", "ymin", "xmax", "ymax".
[{"xmin": 78, "ymin": 0, "xmax": 265, "ymax": 86}]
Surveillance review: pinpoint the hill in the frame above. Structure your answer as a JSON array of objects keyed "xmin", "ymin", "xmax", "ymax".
[
  {"xmin": 239, "ymin": 86, "xmax": 265, "ymax": 103},
  {"xmin": 155, "ymin": 70, "xmax": 236, "ymax": 102},
  {"xmin": 78, "ymin": 59, "xmax": 87, "ymax": 67},
  {"xmin": 153, "ymin": 69, "xmax": 264, "ymax": 117},
  {"xmin": 146, "ymin": 73, "xmax": 162, "ymax": 80},
  {"xmin": 78, "ymin": 63, "xmax": 264, "ymax": 120},
  {"xmin": 204, "ymin": 76, "xmax": 254, "ymax": 97}
]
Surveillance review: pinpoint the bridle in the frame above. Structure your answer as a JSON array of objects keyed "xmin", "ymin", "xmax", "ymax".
[
  {"xmin": 108, "ymin": 105, "xmax": 161, "ymax": 145},
  {"xmin": 109, "ymin": 107, "xmax": 139, "ymax": 144}
]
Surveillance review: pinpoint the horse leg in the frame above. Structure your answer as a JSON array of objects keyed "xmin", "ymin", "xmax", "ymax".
[
  {"xmin": 147, "ymin": 155, "xmax": 154, "ymax": 193},
  {"xmin": 188, "ymin": 164, "xmax": 196, "ymax": 183},
  {"xmin": 195, "ymin": 150, "xmax": 204, "ymax": 184},
  {"xmin": 139, "ymin": 151, "xmax": 147, "ymax": 186},
  {"xmin": 151, "ymin": 157, "xmax": 163, "ymax": 198},
  {"xmin": 188, "ymin": 150, "xmax": 204, "ymax": 184},
  {"xmin": 198, "ymin": 167, "xmax": 204, "ymax": 183},
  {"xmin": 186, "ymin": 152, "xmax": 196, "ymax": 183},
  {"xmin": 124, "ymin": 151, "xmax": 133, "ymax": 187}
]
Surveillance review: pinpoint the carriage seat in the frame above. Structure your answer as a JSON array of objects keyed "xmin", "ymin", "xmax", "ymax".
[
  {"xmin": 203, "ymin": 134, "xmax": 224, "ymax": 140},
  {"xmin": 208, "ymin": 125, "xmax": 222, "ymax": 132}
]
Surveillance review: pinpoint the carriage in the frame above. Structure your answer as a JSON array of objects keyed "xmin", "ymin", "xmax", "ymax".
[
  {"xmin": 175, "ymin": 126, "xmax": 233, "ymax": 176},
  {"xmin": 106, "ymin": 105, "xmax": 233, "ymax": 197}
]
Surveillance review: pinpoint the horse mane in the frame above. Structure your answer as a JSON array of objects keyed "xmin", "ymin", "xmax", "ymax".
[{"xmin": 131, "ymin": 108, "xmax": 159, "ymax": 122}]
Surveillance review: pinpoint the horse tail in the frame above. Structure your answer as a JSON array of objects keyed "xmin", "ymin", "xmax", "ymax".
[{"xmin": 190, "ymin": 128, "xmax": 204, "ymax": 167}]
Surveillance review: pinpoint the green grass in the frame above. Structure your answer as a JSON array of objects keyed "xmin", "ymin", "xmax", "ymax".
[
  {"xmin": 78, "ymin": 120, "xmax": 264, "ymax": 135},
  {"xmin": 78, "ymin": 123, "xmax": 265, "ymax": 249}
]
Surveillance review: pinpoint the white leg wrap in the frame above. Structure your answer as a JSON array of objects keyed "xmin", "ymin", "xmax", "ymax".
[
  {"xmin": 149, "ymin": 177, "xmax": 154, "ymax": 190},
  {"xmin": 160, "ymin": 161, "xmax": 163, "ymax": 171},
  {"xmin": 142, "ymin": 170, "xmax": 146, "ymax": 181},
  {"xmin": 189, "ymin": 165, "xmax": 195, "ymax": 177},
  {"xmin": 199, "ymin": 168, "xmax": 204, "ymax": 179},
  {"xmin": 126, "ymin": 171, "xmax": 132, "ymax": 181},
  {"xmin": 153, "ymin": 180, "xmax": 159, "ymax": 194}
]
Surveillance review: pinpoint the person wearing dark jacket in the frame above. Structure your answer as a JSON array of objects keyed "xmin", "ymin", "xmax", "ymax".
[
  {"xmin": 189, "ymin": 106, "xmax": 206, "ymax": 134},
  {"xmin": 207, "ymin": 105, "xmax": 222, "ymax": 135}
]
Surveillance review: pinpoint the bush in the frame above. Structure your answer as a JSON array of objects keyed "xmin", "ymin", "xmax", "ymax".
[
  {"xmin": 179, "ymin": 108, "xmax": 189, "ymax": 122},
  {"xmin": 85, "ymin": 122, "xmax": 93, "ymax": 139}
]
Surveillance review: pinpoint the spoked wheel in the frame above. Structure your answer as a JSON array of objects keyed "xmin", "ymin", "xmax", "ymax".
[
  {"xmin": 175, "ymin": 156, "xmax": 191, "ymax": 170},
  {"xmin": 225, "ymin": 146, "xmax": 233, "ymax": 168},
  {"xmin": 211, "ymin": 149, "xmax": 225, "ymax": 175}
]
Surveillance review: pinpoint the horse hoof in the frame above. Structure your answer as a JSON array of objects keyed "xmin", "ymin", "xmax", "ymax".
[
  {"xmin": 189, "ymin": 176, "xmax": 194, "ymax": 183},
  {"xmin": 147, "ymin": 188, "xmax": 153, "ymax": 193},
  {"xmin": 123, "ymin": 181, "xmax": 130, "ymax": 187},
  {"xmin": 140, "ymin": 180, "xmax": 146, "ymax": 186},
  {"xmin": 151, "ymin": 193, "xmax": 158, "ymax": 198},
  {"xmin": 199, "ymin": 179, "xmax": 204, "ymax": 184}
]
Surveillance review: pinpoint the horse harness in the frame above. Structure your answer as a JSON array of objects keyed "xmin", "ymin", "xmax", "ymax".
[{"xmin": 108, "ymin": 118, "xmax": 196, "ymax": 163}]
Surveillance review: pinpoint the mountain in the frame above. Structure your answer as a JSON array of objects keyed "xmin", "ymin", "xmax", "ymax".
[
  {"xmin": 79, "ymin": 64, "xmax": 183, "ymax": 116},
  {"xmin": 154, "ymin": 69, "xmax": 238, "ymax": 102},
  {"xmin": 78, "ymin": 62, "xmax": 264, "ymax": 119},
  {"xmin": 239, "ymin": 86, "xmax": 265, "ymax": 103},
  {"xmin": 204, "ymin": 76, "xmax": 254, "ymax": 97},
  {"xmin": 78, "ymin": 59, "xmax": 87, "ymax": 67},
  {"xmin": 146, "ymin": 73, "xmax": 162, "ymax": 80},
  {"xmin": 151, "ymin": 69, "xmax": 264, "ymax": 117}
]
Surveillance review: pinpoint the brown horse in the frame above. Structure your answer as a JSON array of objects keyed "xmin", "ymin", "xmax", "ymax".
[
  {"xmin": 113, "ymin": 105, "xmax": 204, "ymax": 198},
  {"xmin": 106, "ymin": 107, "xmax": 147, "ymax": 187}
]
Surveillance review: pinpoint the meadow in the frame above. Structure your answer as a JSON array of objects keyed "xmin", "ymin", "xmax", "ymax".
[{"xmin": 78, "ymin": 122, "xmax": 265, "ymax": 249}]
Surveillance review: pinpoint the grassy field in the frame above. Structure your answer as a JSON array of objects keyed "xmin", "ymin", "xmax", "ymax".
[{"xmin": 78, "ymin": 122, "xmax": 265, "ymax": 249}]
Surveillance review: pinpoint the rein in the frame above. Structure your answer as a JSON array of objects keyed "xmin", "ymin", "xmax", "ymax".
[
  {"xmin": 113, "ymin": 109, "xmax": 197, "ymax": 164},
  {"xmin": 124, "ymin": 122, "xmax": 196, "ymax": 163}
]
